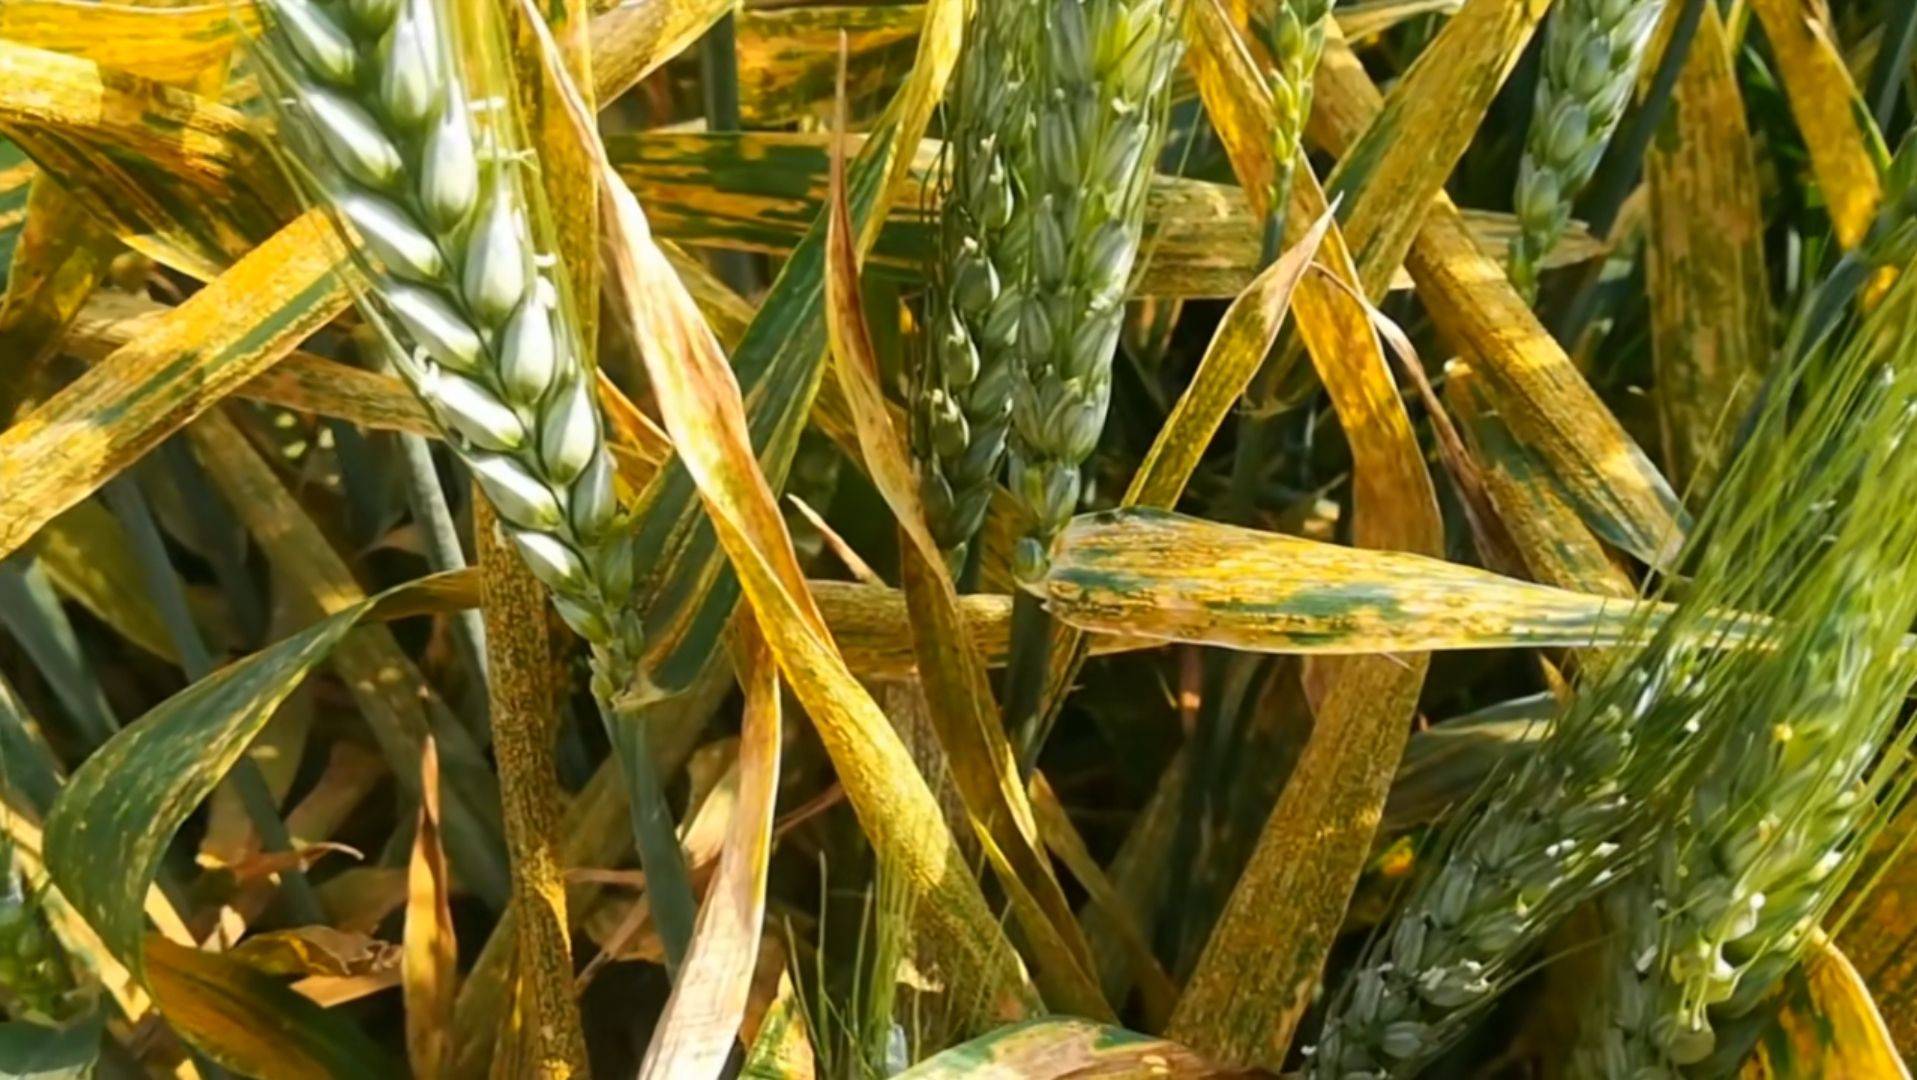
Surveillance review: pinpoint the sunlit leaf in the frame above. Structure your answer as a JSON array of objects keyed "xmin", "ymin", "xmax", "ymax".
[{"xmin": 893, "ymin": 1017, "xmax": 1265, "ymax": 1078}]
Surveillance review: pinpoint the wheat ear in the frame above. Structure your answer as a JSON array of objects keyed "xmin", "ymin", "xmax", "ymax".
[
  {"xmin": 247, "ymin": 0, "xmax": 697, "ymax": 962},
  {"xmin": 1002, "ymin": 0, "xmax": 1181, "ymax": 577},
  {"xmin": 1509, "ymin": 0, "xmax": 1668, "ymax": 299},
  {"xmin": 913, "ymin": 0, "xmax": 1036, "ymax": 573}
]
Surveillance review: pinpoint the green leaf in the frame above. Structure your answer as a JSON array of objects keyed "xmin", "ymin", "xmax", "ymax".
[
  {"xmin": 0, "ymin": 1011, "xmax": 101, "ymax": 1080},
  {"xmin": 43, "ymin": 573, "xmax": 466, "ymax": 973}
]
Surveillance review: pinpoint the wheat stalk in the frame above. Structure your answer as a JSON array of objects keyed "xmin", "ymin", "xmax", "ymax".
[
  {"xmin": 1509, "ymin": 0, "xmax": 1668, "ymax": 299},
  {"xmin": 1002, "ymin": 0, "xmax": 1181, "ymax": 576},
  {"xmin": 913, "ymin": 0, "xmax": 1036, "ymax": 573},
  {"xmin": 247, "ymin": 0, "xmax": 697, "ymax": 960}
]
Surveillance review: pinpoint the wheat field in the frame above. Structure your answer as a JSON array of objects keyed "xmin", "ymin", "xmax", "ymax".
[{"xmin": 0, "ymin": 0, "xmax": 1914, "ymax": 1075}]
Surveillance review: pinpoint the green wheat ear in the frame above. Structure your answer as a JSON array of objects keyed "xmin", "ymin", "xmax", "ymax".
[
  {"xmin": 914, "ymin": 0, "xmax": 1036, "ymax": 574},
  {"xmin": 1310, "ymin": 183, "xmax": 1917, "ymax": 1078},
  {"xmin": 1001, "ymin": 0, "xmax": 1182, "ymax": 579},
  {"xmin": 1509, "ymin": 0, "xmax": 1668, "ymax": 300}
]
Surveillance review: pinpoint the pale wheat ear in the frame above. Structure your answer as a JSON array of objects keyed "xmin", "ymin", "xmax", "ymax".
[
  {"xmin": 1508, "ymin": 0, "xmax": 1669, "ymax": 301},
  {"xmin": 244, "ymin": 0, "xmax": 700, "ymax": 965}
]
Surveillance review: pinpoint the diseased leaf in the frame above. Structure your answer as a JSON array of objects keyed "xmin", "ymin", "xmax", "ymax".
[
  {"xmin": 637, "ymin": 618, "xmax": 781, "ymax": 1079},
  {"xmin": 0, "ymin": 40, "xmax": 288, "ymax": 280},
  {"xmin": 612, "ymin": 131, "xmax": 1602, "ymax": 299},
  {"xmin": 145, "ymin": 936, "xmax": 399, "ymax": 1079},
  {"xmin": 821, "ymin": 99, "xmax": 1107, "ymax": 1019},
  {"xmin": 403, "ymin": 738, "xmax": 455, "ymax": 1080},
  {"xmin": 1309, "ymin": 34, "xmax": 1688, "ymax": 566},
  {"xmin": 186, "ymin": 412, "xmax": 511, "ymax": 909},
  {"xmin": 521, "ymin": 0, "xmax": 1037, "ymax": 1015},
  {"xmin": 1170, "ymin": 6, "xmax": 1440, "ymax": 1062},
  {"xmin": 0, "ymin": 209, "xmax": 346, "ymax": 563},
  {"xmin": 1748, "ymin": 0, "xmax": 1885, "ymax": 250},
  {"xmin": 42, "ymin": 572, "xmax": 465, "ymax": 973},
  {"xmin": 894, "ymin": 1017, "xmax": 1266, "ymax": 1078},
  {"xmin": 1739, "ymin": 939, "xmax": 1911, "ymax": 1079},
  {"xmin": 1040, "ymin": 509, "xmax": 1668, "ymax": 653},
  {"xmin": 1645, "ymin": 4, "xmax": 1772, "ymax": 498}
]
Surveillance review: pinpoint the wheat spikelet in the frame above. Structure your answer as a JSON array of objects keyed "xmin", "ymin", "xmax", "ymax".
[
  {"xmin": 1002, "ymin": 0, "xmax": 1181, "ymax": 577},
  {"xmin": 1509, "ymin": 0, "xmax": 1667, "ymax": 299},
  {"xmin": 246, "ymin": 0, "xmax": 640, "ymax": 675},
  {"xmin": 913, "ymin": 0, "xmax": 1036, "ymax": 572}
]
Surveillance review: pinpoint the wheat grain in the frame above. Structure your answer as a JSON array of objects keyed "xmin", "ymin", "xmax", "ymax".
[
  {"xmin": 913, "ymin": 0, "xmax": 1035, "ymax": 571},
  {"xmin": 248, "ymin": 0, "xmax": 640, "ymax": 671},
  {"xmin": 1509, "ymin": 0, "xmax": 1667, "ymax": 299},
  {"xmin": 1002, "ymin": 0, "xmax": 1181, "ymax": 577}
]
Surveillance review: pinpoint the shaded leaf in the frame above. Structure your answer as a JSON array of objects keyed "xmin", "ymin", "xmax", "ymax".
[
  {"xmin": 145, "ymin": 936, "xmax": 398, "ymax": 1079},
  {"xmin": 404, "ymin": 737, "xmax": 455, "ymax": 1080}
]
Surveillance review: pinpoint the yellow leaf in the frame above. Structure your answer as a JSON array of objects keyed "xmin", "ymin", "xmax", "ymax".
[
  {"xmin": 1167, "ymin": 4, "xmax": 1441, "ymax": 1065},
  {"xmin": 1311, "ymin": 34, "xmax": 1687, "ymax": 566},
  {"xmin": 637, "ymin": 617, "xmax": 782, "ymax": 1080},
  {"xmin": 1041, "ymin": 509, "xmax": 1674, "ymax": 654},
  {"xmin": 1739, "ymin": 939, "xmax": 1911, "ymax": 1079},
  {"xmin": 821, "ymin": 95, "xmax": 1109, "ymax": 1019},
  {"xmin": 1645, "ymin": 4, "xmax": 1773, "ymax": 498},
  {"xmin": 0, "ymin": 209, "xmax": 346, "ymax": 563},
  {"xmin": 475, "ymin": 497, "xmax": 589, "ymax": 1075},
  {"xmin": 1748, "ymin": 0, "xmax": 1885, "ymax": 251},
  {"xmin": 405, "ymin": 738, "xmax": 456, "ymax": 1080}
]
